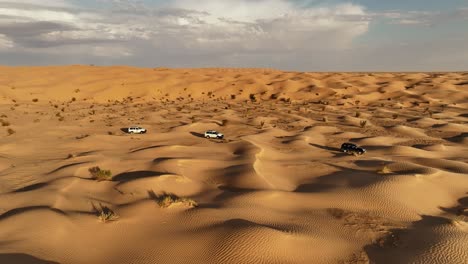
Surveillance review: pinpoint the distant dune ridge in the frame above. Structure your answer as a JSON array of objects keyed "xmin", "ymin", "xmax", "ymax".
[{"xmin": 0, "ymin": 66, "xmax": 467, "ymax": 263}]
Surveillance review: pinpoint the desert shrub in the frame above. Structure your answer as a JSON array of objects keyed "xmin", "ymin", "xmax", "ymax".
[
  {"xmin": 378, "ymin": 165, "xmax": 392, "ymax": 174},
  {"xmin": 150, "ymin": 192, "xmax": 197, "ymax": 208},
  {"xmin": 231, "ymin": 94, "xmax": 236, "ymax": 100},
  {"xmin": 97, "ymin": 207, "xmax": 119, "ymax": 223},
  {"xmin": 108, "ymin": 131, "xmax": 114, "ymax": 135},
  {"xmin": 270, "ymin": 94, "xmax": 278, "ymax": 100},
  {"xmin": 355, "ymin": 111, "xmax": 361, "ymax": 118},
  {"xmin": 249, "ymin": 94, "xmax": 256, "ymax": 102},
  {"xmin": 32, "ymin": 98, "xmax": 38, "ymax": 102},
  {"xmin": 392, "ymin": 114, "xmax": 398, "ymax": 119},
  {"xmin": 75, "ymin": 89, "xmax": 80, "ymax": 93},
  {"xmin": 0, "ymin": 119, "xmax": 10, "ymax": 126},
  {"xmin": 7, "ymin": 128, "xmax": 15, "ymax": 135},
  {"xmin": 360, "ymin": 120, "xmax": 367, "ymax": 128},
  {"xmin": 88, "ymin": 166, "xmax": 112, "ymax": 181}
]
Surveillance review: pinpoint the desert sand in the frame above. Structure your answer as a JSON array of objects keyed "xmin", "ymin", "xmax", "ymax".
[{"xmin": 0, "ymin": 66, "xmax": 467, "ymax": 264}]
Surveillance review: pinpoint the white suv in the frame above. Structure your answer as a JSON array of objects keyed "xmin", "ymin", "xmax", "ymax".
[
  {"xmin": 204, "ymin": 130, "xmax": 224, "ymax": 139},
  {"xmin": 128, "ymin": 126, "xmax": 147, "ymax": 134}
]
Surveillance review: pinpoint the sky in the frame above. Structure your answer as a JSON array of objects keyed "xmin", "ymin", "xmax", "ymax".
[{"xmin": 0, "ymin": 0, "xmax": 467, "ymax": 71}]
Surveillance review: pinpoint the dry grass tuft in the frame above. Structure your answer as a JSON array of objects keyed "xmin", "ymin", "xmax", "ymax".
[
  {"xmin": 89, "ymin": 166, "xmax": 112, "ymax": 181},
  {"xmin": 7, "ymin": 128, "xmax": 15, "ymax": 135},
  {"xmin": 360, "ymin": 120, "xmax": 367, "ymax": 128},
  {"xmin": 378, "ymin": 165, "xmax": 392, "ymax": 174},
  {"xmin": 0, "ymin": 119, "xmax": 10, "ymax": 126},
  {"xmin": 148, "ymin": 191, "xmax": 197, "ymax": 208}
]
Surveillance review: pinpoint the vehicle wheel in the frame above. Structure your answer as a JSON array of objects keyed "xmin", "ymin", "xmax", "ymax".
[
  {"xmin": 205, "ymin": 136, "xmax": 210, "ymax": 139},
  {"xmin": 343, "ymin": 149, "xmax": 347, "ymax": 153}
]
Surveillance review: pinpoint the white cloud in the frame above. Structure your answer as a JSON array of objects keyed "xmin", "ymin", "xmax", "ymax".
[
  {"xmin": 0, "ymin": 0, "xmax": 466, "ymax": 70},
  {"xmin": 0, "ymin": 33, "xmax": 13, "ymax": 49}
]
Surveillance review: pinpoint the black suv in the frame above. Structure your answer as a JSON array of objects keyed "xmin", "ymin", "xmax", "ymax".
[{"xmin": 340, "ymin": 143, "xmax": 366, "ymax": 155}]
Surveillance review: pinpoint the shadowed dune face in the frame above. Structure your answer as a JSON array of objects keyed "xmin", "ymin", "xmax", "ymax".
[{"xmin": 0, "ymin": 67, "xmax": 467, "ymax": 263}]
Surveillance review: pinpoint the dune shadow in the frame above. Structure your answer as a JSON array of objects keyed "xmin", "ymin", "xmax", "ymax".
[
  {"xmin": 364, "ymin": 215, "xmax": 453, "ymax": 264},
  {"xmin": 129, "ymin": 145, "xmax": 165, "ymax": 153},
  {"xmin": 444, "ymin": 132, "xmax": 467, "ymax": 143},
  {"xmin": 46, "ymin": 161, "xmax": 89, "ymax": 175},
  {"xmin": 0, "ymin": 206, "xmax": 67, "ymax": 221},
  {"xmin": 190, "ymin": 131, "xmax": 205, "ymax": 138},
  {"xmin": 439, "ymin": 194, "xmax": 468, "ymax": 216},
  {"xmin": 295, "ymin": 164, "xmax": 385, "ymax": 193},
  {"xmin": 294, "ymin": 182, "xmax": 337, "ymax": 193},
  {"xmin": 0, "ymin": 253, "xmax": 59, "ymax": 264},
  {"xmin": 13, "ymin": 182, "xmax": 49, "ymax": 193},
  {"xmin": 113, "ymin": 170, "xmax": 166, "ymax": 183}
]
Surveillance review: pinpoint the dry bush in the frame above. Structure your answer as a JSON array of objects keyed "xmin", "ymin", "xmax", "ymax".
[
  {"xmin": 378, "ymin": 165, "xmax": 392, "ymax": 174},
  {"xmin": 355, "ymin": 111, "xmax": 361, "ymax": 118},
  {"xmin": 150, "ymin": 191, "xmax": 197, "ymax": 208},
  {"xmin": 66, "ymin": 153, "xmax": 74, "ymax": 159},
  {"xmin": 360, "ymin": 120, "xmax": 367, "ymax": 128},
  {"xmin": 32, "ymin": 98, "xmax": 38, "ymax": 102},
  {"xmin": 76, "ymin": 134, "xmax": 89, "ymax": 139},
  {"xmin": 0, "ymin": 119, "xmax": 10, "ymax": 126},
  {"xmin": 58, "ymin": 117, "xmax": 65, "ymax": 121},
  {"xmin": 249, "ymin": 93, "xmax": 256, "ymax": 102},
  {"xmin": 88, "ymin": 166, "xmax": 112, "ymax": 181},
  {"xmin": 231, "ymin": 94, "xmax": 236, "ymax": 100},
  {"xmin": 392, "ymin": 113, "xmax": 398, "ymax": 119},
  {"xmin": 74, "ymin": 89, "xmax": 80, "ymax": 93},
  {"xmin": 107, "ymin": 131, "xmax": 114, "ymax": 135},
  {"xmin": 96, "ymin": 206, "xmax": 119, "ymax": 223},
  {"xmin": 7, "ymin": 128, "xmax": 15, "ymax": 135}
]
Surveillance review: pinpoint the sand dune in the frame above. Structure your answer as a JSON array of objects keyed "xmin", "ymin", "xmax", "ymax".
[{"xmin": 0, "ymin": 66, "xmax": 467, "ymax": 263}]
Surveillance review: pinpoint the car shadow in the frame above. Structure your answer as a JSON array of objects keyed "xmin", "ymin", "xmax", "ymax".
[
  {"xmin": 190, "ymin": 131, "xmax": 205, "ymax": 138},
  {"xmin": 120, "ymin": 127, "xmax": 129, "ymax": 133},
  {"xmin": 309, "ymin": 143, "xmax": 341, "ymax": 152}
]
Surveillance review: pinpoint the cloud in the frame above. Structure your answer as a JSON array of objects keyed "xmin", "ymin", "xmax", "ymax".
[{"xmin": 0, "ymin": 0, "xmax": 466, "ymax": 70}]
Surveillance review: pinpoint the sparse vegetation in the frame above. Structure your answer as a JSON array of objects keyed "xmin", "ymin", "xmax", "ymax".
[
  {"xmin": 88, "ymin": 166, "xmax": 112, "ymax": 181},
  {"xmin": 0, "ymin": 119, "xmax": 10, "ymax": 126},
  {"xmin": 149, "ymin": 191, "xmax": 197, "ymax": 208},
  {"xmin": 378, "ymin": 165, "xmax": 392, "ymax": 174},
  {"xmin": 360, "ymin": 120, "xmax": 367, "ymax": 128},
  {"xmin": 32, "ymin": 98, "xmax": 38, "ymax": 102}
]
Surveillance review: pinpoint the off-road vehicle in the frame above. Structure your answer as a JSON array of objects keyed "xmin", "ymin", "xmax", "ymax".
[
  {"xmin": 204, "ymin": 130, "xmax": 224, "ymax": 139},
  {"xmin": 128, "ymin": 126, "xmax": 147, "ymax": 134},
  {"xmin": 341, "ymin": 143, "xmax": 366, "ymax": 155}
]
